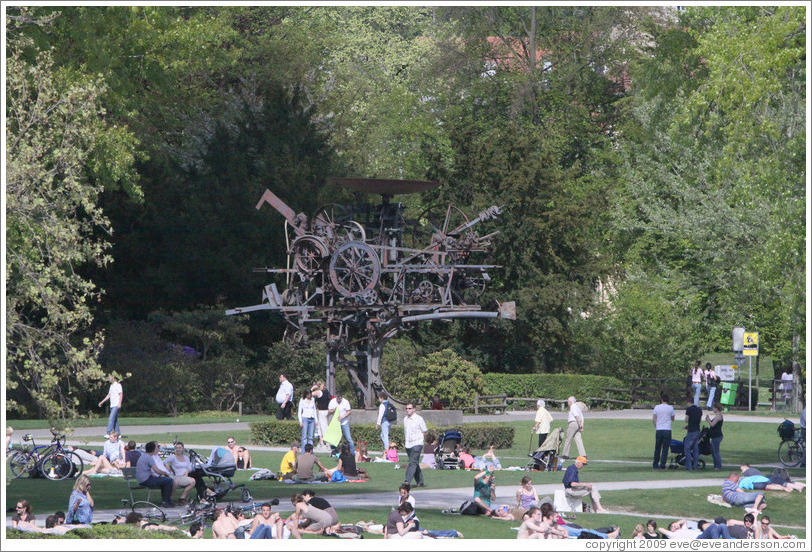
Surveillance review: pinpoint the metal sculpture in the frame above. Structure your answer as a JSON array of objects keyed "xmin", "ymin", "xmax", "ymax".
[{"xmin": 226, "ymin": 178, "xmax": 515, "ymax": 408}]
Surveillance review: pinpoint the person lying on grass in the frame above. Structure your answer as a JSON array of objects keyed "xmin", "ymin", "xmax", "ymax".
[
  {"xmin": 722, "ymin": 472, "xmax": 767, "ymax": 514},
  {"xmin": 738, "ymin": 463, "xmax": 806, "ymax": 493},
  {"xmin": 539, "ymin": 502, "xmax": 618, "ymax": 539},
  {"xmin": 123, "ymin": 511, "xmax": 184, "ymax": 533}
]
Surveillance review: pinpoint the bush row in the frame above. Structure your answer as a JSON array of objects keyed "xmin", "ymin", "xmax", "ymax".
[
  {"xmin": 249, "ymin": 421, "xmax": 515, "ymax": 450},
  {"xmin": 482, "ymin": 373, "xmax": 628, "ymax": 403}
]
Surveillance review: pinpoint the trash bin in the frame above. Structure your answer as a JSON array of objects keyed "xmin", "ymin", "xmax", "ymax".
[{"xmin": 720, "ymin": 382, "xmax": 738, "ymax": 406}]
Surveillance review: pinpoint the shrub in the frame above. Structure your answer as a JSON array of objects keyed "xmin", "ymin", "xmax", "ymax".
[
  {"xmin": 250, "ymin": 421, "xmax": 514, "ymax": 449},
  {"xmin": 482, "ymin": 373, "xmax": 628, "ymax": 404},
  {"xmin": 400, "ymin": 349, "xmax": 486, "ymax": 409},
  {"xmin": 7, "ymin": 525, "xmax": 190, "ymax": 539}
]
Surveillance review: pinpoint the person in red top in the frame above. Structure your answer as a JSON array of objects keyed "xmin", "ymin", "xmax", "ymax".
[{"xmin": 431, "ymin": 395, "xmax": 444, "ymax": 410}]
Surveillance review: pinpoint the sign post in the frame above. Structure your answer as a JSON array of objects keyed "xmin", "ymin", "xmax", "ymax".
[{"xmin": 743, "ymin": 332, "xmax": 759, "ymax": 410}]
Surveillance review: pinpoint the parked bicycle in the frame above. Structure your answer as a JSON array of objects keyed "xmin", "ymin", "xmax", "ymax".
[
  {"xmin": 8, "ymin": 430, "xmax": 84, "ymax": 480},
  {"xmin": 777, "ymin": 420, "xmax": 805, "ymax": 468}
]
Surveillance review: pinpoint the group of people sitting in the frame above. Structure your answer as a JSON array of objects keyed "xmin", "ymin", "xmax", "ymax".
[{"xmin": 279, "ymin": 441, "xmax": 370, "ymax": 482}]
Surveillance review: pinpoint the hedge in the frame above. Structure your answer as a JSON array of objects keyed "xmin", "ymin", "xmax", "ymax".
[
  {"xmin": 482, "ymin": 373, "xmax": 628, "ymax": 403},
  {"xmin": 250, "ymin": 421, "xmax": 515, "ymax": 450},
  {"xmin": 7, "ymin": 525, "xmax": 190, "ymax": 539}
]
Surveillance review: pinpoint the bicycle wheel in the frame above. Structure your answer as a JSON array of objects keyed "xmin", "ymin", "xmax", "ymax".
[
  {"xmin": 62, "ymin": 450, "xmax": 84, "ymax": 478},
  {"xmin": 8, "ymin": 451, "xmax": 35, "ymax": 479},
  {"xmin": 132, "ymin": 501, "xmax": 167, "ymax": 523},
  {"xmin": 778, "ymin": 439, "xmax": 803, "ymax": 467},
  {"xmin": 39, "ymin": 452, "xmax": 75, "ymax": 480}
]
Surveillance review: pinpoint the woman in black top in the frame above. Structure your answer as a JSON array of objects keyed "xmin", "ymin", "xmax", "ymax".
[
  {"xmin": 337, "ymin": 442, "xmax": 369, "ymax": 479},
  {"xmin": 311, "ymin": 381, "xmax": 332, "ymax": 448},
  {"xmin": 705, "ymin": 404, "xmax": 724, "ymax": 470}
]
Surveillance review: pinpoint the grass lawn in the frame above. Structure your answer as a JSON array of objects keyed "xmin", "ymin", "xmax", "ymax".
[
  {"xmin": 5, "ymin": 416, "xmax": 807, "ymax": 539},
  {"xmin": 5, "ymin": 412, "xmax": 266, "ymax": 431}
]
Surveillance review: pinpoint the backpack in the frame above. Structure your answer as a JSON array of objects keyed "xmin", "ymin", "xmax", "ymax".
[
  {"xmin": 778, "ymin": 420, "xmax": 795, "ymax": 440},
  {"xmin": 460, "ymin": 500, "xmax": 479, "ymax": 516},
  {"xmin": 772, "ymin": 467, "xmax": 790, "ymax": 481},
  {"xmin": 384, "ymin": 401, "xmax": 397, "ymax": 423},
  {"xmin": 249, "ymin": 468, "xmax": 277, "ymax": 481}
]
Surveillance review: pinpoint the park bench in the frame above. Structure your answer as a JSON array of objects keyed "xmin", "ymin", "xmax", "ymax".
[{"xmin": 473, "ymin": 394, "xmax": 508, "ymax": 414}]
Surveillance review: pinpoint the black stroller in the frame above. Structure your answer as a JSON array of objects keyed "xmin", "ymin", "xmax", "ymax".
[
  {"xmin": 525, "ymin": 427, "xmax": 564, "ymax": 471},
  {"xmin": 668, "ymin": 428, "xmax": 711, "ymax": 470},
  {"xmin": 188, "ymin": 447, "xmax": 253, "ymax": 502},
  {"xmin": 435, "ymin": 429, "xmax": 463, "ymax": 470}
]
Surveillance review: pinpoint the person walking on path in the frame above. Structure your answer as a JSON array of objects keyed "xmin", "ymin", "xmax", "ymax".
[
  {"xmin": 705, "ymin": 404, "xmax": 724, "ymax": 470},
  {"xmin": 652, "ymin": 394, "xmax": 675, "ymax": 469},
  {"xmin": 98, "ymin": 374, "xmax": 123, "ymax": 438},
  {"xmin": 328, "ymin": 390, "xmax": 355, "ymax": 454},
  {"xmin": 375, "ymin": 392, "xmax": 393, "ymax": 451},
  {"xmin": 402, "ymin": 402, "xmax": 428, "ymax": 488},
  {"xmin": 562, "ymin": 456, "xmax": 606, "ymax": 513},
  {"xmin": 683, "ymin": 400, "xmax": 703, "ymax": 471},
  {"xmin": 561, "ymin": 396, "xmax": 586, "ymax": 459},
  {"xmin": 704, "ymin": 363, "xmax": 718, "ymax": 410},
  {"xmin": 690, "ymin": 361, "xmax": 704, "ymax": 407},
  {"xmin": 532, "ymin": 399, "xmax": 553, "ymax": 448},
  {"xmin": 276, "ymin": 374, "xmax": 294, "ymax": 420}
]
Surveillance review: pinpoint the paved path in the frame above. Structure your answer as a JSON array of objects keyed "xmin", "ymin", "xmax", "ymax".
[{"xmin": 19, "ymin": 409, "xmax": 793, "ymax": 444}]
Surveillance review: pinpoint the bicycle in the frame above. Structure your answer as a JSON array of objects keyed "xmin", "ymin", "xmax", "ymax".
[
  {"xmin": 8, "ymin": 430, "xmax": 84, "ymax": 480},
  {"xmin": 778, "ymin": 428, "xmax": 805, "ymax": 468},
  {"xmin": 119, "ymin": 466, "xmax": 167, "ymax": 523}
]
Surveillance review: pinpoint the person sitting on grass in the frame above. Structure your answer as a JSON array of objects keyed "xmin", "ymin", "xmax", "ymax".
[
  {"xmin": 722, "ymin": 472, "xmax": 767, "ymax": 514},
  {"xmin": 643, "ymin": 519, "xmax": 664, "ymax": 539},
  {"xmin": 66, "ymin": 445, "xmax": 118, "ymax": 475},
  {"xmin": 293, "ymin": 443, "xmax": 328, "ymax": 482},
  {"xmin": 212, "ymin": 508, "xmax": 250, "ymax": 539},
  {"xmin": 336, "ymin": 441, "xmax": 370, "ymax": 479},
  {"xmin": 727, "ymin": 513, "xmax": 756, "ymax": 539},
  {"xmin": 516, "ymin": 475, "xmax": 539, "ymax": 511},
  {"xmin": 384, "ymin": 502, "xmax": 423, "ymax": 539},
  {"xmin": 279, "ymin": 441, "xmax": 300, "ymax": 480},
  {"xmin": 103, "ymin": 430, "xmax": 127, "ymax": 468},
  {"xmin": 66, "ymin": 474, "xmax": 94, "ymax": 524},
  {"xmin": 11, "ymin": 499, "xmax": 35, "ymax": 528},
  {"xmin": 383, "ymin": 442, "xmax": 399, "ymax": 462},
  {"xmin": 632, "ymin": 524, "xmax": 646, "ymax": 539},
  {"xmin": 754, "ymin": 515, "xmax": 793, "ymax": 539},
  {"xmin": 517, "ymin": 507, "xmax": 547, "ymax": 539},
  {"xmin": 471, "ymin": 469, "xmax": 513, "ymax": 519},
  {"xmin": 300, "ymin": 489, "xmax": 340, "ymax": 533},
  {"xmin": 399, "ymin": 483, "xmax": 416, "ymax": 508},
  {"xmin": 355, "ymin": 441, "xmax": 371, "ymax": 463},
  {"xmin": 250, "ymin": 501, "xmax": 290, "ymax": 539},
  {"xmin": 287, "ymin": 493, "xmax": 335, "ymax": 537}
]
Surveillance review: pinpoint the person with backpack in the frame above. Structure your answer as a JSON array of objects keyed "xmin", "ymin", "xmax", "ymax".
[
  {"xmin": 704, "ymin": 363, "xmax": 719, "ymax": 410},
  {"xmin": 376, "ymin": 392, "xmax": 397, "ymax": 451}
]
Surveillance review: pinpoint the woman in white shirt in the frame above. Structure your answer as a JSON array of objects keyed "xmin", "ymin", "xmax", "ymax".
[
  {"xmin": 164, "ymin": 442, "xmax": 195, "ymax": 505},
  {"xmin": 298, "ymin": 389, "xmax": 317, "ymax": 447}
]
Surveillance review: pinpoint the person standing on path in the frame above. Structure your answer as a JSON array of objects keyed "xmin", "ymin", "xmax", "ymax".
[
  {"xmin": 690, "ymin": 361, "xmax": 704, "ymax": 407},
  {"xmin": 276, "ymin": 374, "xmax": 294, "ymax": 420},
  {"xmin": 311, "ymin": 381, "xmax": 331, "ymax": 449},
  {"xmin": 683, "ymin": 400, "xmax": 703, "ymax": 471},
  {"xmin": 328, "ymin": 390, "xmax": 355, "ymax": 454},
  {"xmin": 402, "ymin": 402, "xmax": 428, "ymax": 488},
  {"xmin": 652, "ymin": 394, "xmax": 675, "ymax": 469},
  {"xmin": 532, "ymin": 399, "xmax": 553, "ymax": 448},
  {"xmin": 375, "ymin": 392, "xmax": 393, "ymax": 451},
  {"xmin": 561, "ymin": 396, "xmax": 586, "ymax": 459},
  {"xmin": 98, "ymin": 374, "xmax": 123, "ymax": 438},
  {"xmin": 297, "ymin": 389, "xmax": 317, "ymax": 447},
  {"xmin": 705, "ymin": 404, "xmax": 724, "ymax": 470},
  {"xmin": 704, "ymin": 363, "xmax": 718, "ymax": 410}
]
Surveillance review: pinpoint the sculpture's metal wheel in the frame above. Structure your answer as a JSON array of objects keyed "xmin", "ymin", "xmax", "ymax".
[
  {"xmin": 312, "ymin": 204, "xmax": 365, "ymax": 244},
  {"xmin": 283, "ymin": 327, "xmax": 308, "ymax": 348},
  {"xmin": 290, "ymin": 236, "xmax": 328, "ymax": 277},
  {"xmin": 417, "ymin": 280, "xmax": 436, "ymax": 302},
  {"xmin": 329, "ymin": 241, "xmax": 381, "ymax": 298}
]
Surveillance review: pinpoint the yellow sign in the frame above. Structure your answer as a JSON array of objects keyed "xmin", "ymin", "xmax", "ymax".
[{"xmin": 743, "ymin": 332, "xmax": 759, "ymax": 356}]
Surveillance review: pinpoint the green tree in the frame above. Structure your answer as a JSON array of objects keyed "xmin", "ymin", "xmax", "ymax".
[
  {"xmin": 400, "ymin": 349, "xmax": 486, "ymax": 408},
  {"xmin": 612, "ymin": 6, "xmax": 805, "ymax": 373},
  {"xmin": 5, "ymin": 12, "xmax": 138, "ymax": 421}
]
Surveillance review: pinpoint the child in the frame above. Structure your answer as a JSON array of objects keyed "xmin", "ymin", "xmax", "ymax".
[
  {"xmin": 384, "ymin": 442, "xmax": 399, "ymax": 462},
  {"xmin": 356, "ymin": 442, "xmax": 371, "ymax": 463}
]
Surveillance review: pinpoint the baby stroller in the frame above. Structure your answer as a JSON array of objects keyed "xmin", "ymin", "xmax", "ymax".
[
  {"xmin": 189, "ymin": 447, "xmax": 253, "ymax": 502},
  {"xmin": 668, "ymin": 428, "xmax": 710, "ymax": 470},
  {"xmin": 435, "ymin": 429, "xmax": 463, "ymax": 470},
  {"xmin": 526, "ymin": 427, "xmax": 564, "ymax": 471}
]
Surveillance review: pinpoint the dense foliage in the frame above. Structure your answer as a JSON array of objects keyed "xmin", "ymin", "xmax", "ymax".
[{"xmin": 5, "ymin": 6, "xmax": 805, "ymax": 421}]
